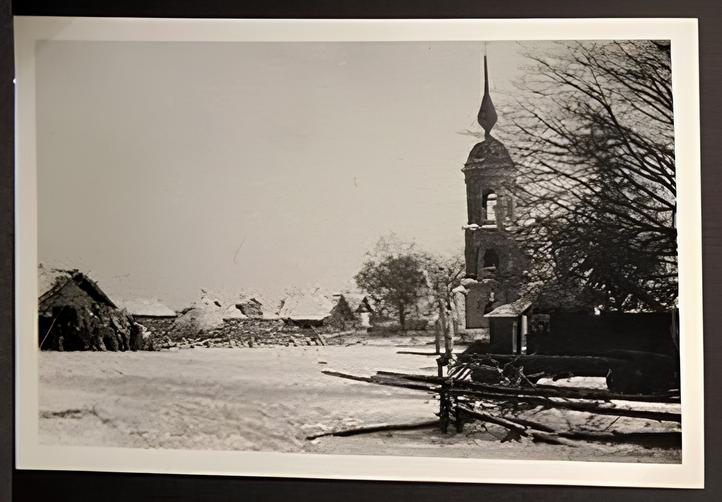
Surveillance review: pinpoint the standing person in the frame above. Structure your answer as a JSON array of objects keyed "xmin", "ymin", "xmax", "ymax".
[
  {"xmin": 62, "ymin": 307, "xmax": 80, "ymax": 350},
  {"xmin": 76, "ymin": 306, "xmax": 94, "ymax": 350},
  {"xmin": 111, "ymin": 313, "xmax": 130, "ymax": 351},
  {"xmin": 129, "ymin": 320, "xmax": 143, "ymax": 351},
  {"xmin": 443, "ymin": 299, "xmax": 455, "ymax": 357},
  {"xmin": 89, "ymin": 306, "xmax": 106, "ymax": 351},
  {"xmin": 101, "ymin": 317, "xmax": 119, "ymax": 351}
]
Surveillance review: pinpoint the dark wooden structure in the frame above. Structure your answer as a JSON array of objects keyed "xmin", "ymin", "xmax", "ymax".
[{"xmin": 38, "ymin": 268, "xmax": 131, "ymax": 351}]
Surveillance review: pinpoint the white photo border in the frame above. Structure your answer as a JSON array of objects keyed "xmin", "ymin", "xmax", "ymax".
[{"xmin": 13, "ymin": 16, "xmax": 704, "ymax": 489}]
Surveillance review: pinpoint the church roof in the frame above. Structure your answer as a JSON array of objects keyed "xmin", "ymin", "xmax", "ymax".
[
  {"xmin": 464, "ymin": 52, "xmax": 514, "ymax": 171},
  {"xmin": 464, "ymin": 136, "xmax": 514, "ymax": 169}
]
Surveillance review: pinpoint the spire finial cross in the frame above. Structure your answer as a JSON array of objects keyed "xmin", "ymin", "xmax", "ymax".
[{"xmin": 477, "ymin": 42, "xmax": 498, "ymax": 138}]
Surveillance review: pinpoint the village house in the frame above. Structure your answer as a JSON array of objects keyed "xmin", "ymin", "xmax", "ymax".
[
  {"xmin": 38, "ymin": 265, "xmax": 134, "ymax": 351},
  {"xmin": 334, "ymin": 293, "xmax": 374, "ymax": 328},
  {"xmin": 116, "ymin": 297, "xmax": 177, "ymax": 339},
  {"xmin": 170, "ymin": 289, "xmax": 246, "ymax": 339},
  {"xmin": 233, "ymin": 292, "xmax": 282, "ymax": 319},
  {"xmin": 278, "ymin": 289, "xmax": 356, "ymax": 329}
]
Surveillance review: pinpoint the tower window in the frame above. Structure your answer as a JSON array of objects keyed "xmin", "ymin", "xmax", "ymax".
[
  {"xmin": 483, "ymin": 249, "xmax": 499, "ymax": 269},
  {"xmin": 482, "ymin": 191, "xmax": 497, "ymax": 226}
]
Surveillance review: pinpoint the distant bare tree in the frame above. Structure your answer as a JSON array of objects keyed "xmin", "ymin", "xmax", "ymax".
[
  {"xmin": 420, "ymin": 253, "xmax": 465, "ymax": 353},
  {"xmin": 499, "ymin": 41, "xmax": 676, "ymax": 311},
  {"xmin": 422, "ymin": 254, "xmax": 465, "ymax": 310},
  {"xmin": 355, "ymin": 235, "xmax": 428, "ymax": 330}
]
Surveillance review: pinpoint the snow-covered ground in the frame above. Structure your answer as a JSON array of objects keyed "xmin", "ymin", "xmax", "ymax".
[{"xmin": 39, "ymin": 344, "xmax": 681, "ymax": 463}]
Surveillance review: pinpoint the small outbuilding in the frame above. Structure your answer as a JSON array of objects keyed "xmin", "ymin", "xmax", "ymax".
[
  {"xmin": 484, "ymin": 295, "xmax": 536, "ymax": 354},
  {"xmin": 484, "ymin": 281, "xmax": 679, "ymax": 358}
]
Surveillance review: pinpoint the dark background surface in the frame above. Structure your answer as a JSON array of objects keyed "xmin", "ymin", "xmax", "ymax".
[{"xmin": 2, "ymin": 1, "xmax": 721, "ymax": 501}]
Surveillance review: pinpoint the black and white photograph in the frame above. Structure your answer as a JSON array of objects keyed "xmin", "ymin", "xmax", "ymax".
[{"xmin": 13, "ymin": 17, "xmax": 704, "ymax": 488}]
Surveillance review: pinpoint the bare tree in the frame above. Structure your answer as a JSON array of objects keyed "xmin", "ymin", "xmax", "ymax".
[
  {"xmin": 355, "ymin": 235, "xmax": 428, "ymax": 330},
  {"xmin": 420, "ymin": 253, "xmax": 465, "ymax": 353},
  {"xmin": 498, "ymin": 41, "xmax": 676, "ymax": 311}
]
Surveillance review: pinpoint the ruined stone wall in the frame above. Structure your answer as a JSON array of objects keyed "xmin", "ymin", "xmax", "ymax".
[
  {"xmin": 133, "ymin": 316, "xmax": 176, "ymax": 337},
  {"xmin": 203, "ymin": 318, "xmax": 328, "ymax": 347}
]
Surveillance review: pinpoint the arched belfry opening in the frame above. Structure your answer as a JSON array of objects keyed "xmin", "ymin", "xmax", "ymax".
[
  {"xmin": 482, "ymin": 190, "xmax": 497, "ymax": 226},
  {"xmin": 483, "ymin": 249, "xmax": 499, "ymax": 269}
]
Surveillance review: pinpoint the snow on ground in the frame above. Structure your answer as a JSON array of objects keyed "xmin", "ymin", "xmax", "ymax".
[{"xmin": 39, "ymin": 344, "xmax": 680, "ymax": 463}]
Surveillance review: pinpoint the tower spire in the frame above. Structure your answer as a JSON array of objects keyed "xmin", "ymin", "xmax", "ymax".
[{"xmin": 477, "ymin": 44, "xmax": 498, "ymax": 138}]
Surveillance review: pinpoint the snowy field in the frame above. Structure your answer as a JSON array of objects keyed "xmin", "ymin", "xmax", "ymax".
[{"xmin": 39, "ymin": 343, "xmax": 681, "ymax": 463}]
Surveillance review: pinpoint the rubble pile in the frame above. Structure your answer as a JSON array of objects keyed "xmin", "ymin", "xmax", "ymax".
[{"xmin": 154, "ymin": 318, "xmax": 334, "ymax": 349}]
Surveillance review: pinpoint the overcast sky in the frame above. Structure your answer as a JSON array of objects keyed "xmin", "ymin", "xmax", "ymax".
[{"xmin": 36, "ymin": 40, "xmax": 534, "ymax": 308}]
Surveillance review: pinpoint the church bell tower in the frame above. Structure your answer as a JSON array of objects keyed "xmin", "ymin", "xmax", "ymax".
[{"xmin": 456, "ymin": 51, "xmax": 528, "ymax": 331}]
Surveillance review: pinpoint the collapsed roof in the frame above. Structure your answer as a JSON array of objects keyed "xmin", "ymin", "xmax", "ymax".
[
  {"xmin": 278, "ymin": 289, "xmax": 338, "ymax": 321},
  {"xmin": 38, "ymin": 264, "xmax": 117, "ymax": 310},
  {"xmin": 336, "ymin": 293, "xmax": 374, "ymax": 314},
  {"xmin": 116, "ymin": 297, "xmax": 177, "ymax": 318}
]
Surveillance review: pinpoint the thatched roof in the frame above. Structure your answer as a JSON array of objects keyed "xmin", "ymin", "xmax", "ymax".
[
  {"xmin": 171, "ymin": 308, "xmax": 233, "ymax": 335},
  {"xmin": 117, "ymin": 298, "xmax": 176, "ymax": 318},
  {"xmin": 38, "ymin": 264, "xmax": 116, "ymax": 308},
  {"xmin": 192, "ymin": 289, "xmax": 246, "ymax": 318},
  {"xmin": 38, "ymin": 265, "xmax": 72, "ymax": 298},
  {"xmin": 278, "ymin": 289, "xmax": 337, "ymax": 321},
  {"xmin": 235, "ymin": 291, "xmax": 282, "ymax": 319},
  {"xmin": 170, "ymin": 288, "xmax": 247, "ymax": 336},
  {"xmin": 337, "ymin": 293, "xmax": 373, "ymax": 313}
]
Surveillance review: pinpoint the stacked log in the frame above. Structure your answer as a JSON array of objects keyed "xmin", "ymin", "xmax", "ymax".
[{"xmin": 318, "ymin": 366, "xmax": 681, "ymax": 449}]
